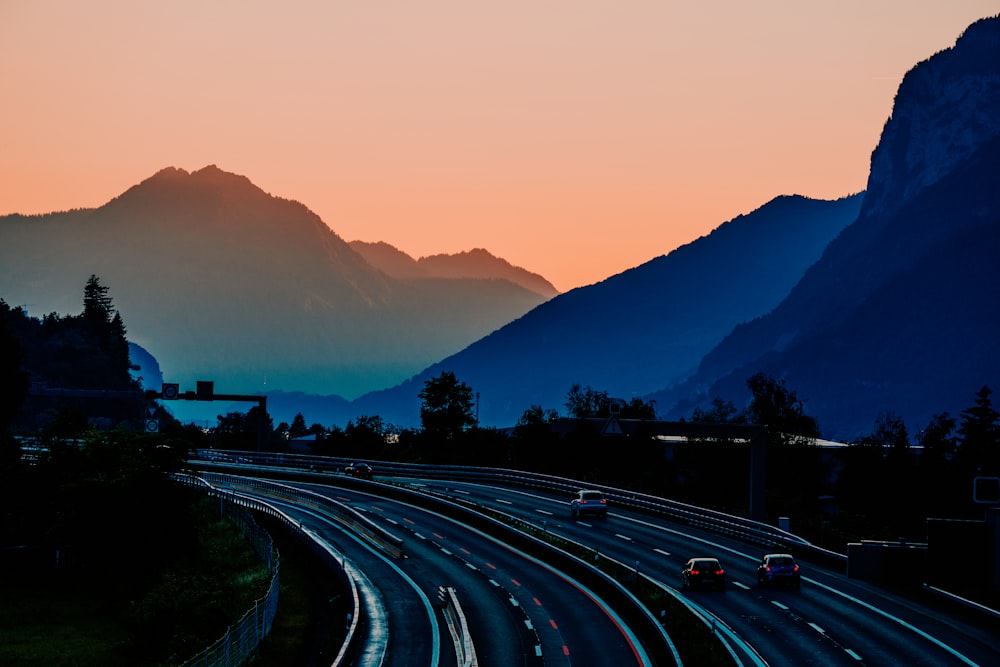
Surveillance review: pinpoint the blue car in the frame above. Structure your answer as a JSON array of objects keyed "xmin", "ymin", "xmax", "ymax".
[{"xmin": 757, "ymin": 553, "xmax": 801, "ymax": 588}]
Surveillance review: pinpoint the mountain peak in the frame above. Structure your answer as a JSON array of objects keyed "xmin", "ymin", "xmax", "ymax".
[{"xmin": 864, "ymin": 14, "xmax": 1000, "ymax": 219}]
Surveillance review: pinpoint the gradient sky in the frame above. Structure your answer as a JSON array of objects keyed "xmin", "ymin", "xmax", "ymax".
[{"xmin": 2, "ymin": 2, "xmax": 997, "ymax": 292}]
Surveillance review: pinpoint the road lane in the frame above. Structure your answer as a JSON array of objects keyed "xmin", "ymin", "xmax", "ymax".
[
  {"xmin": 305, "ymin": 483, "xmax": 654, "ymax": 667},
  {"xmin": 410, "ymin": 479, "xmax": 1000, "ymax": 667}
]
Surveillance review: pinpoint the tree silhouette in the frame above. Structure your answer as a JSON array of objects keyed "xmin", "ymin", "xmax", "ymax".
[
  {"xmin": 744, "ymin": 372, "xmax": 819, "ymax": 446},
  {"xmin": 418, "ymin": 371, "xmax": 476, "ymax": 441},
  {"xmin": 957, "ymin": 386, "xmax": 1000, "ymax": 474}
]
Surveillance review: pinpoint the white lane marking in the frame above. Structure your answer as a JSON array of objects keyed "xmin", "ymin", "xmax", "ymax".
[
  {"xmin": 845, "ymin": 649, "xmax": 863, "ymax": 661},
  {"xmin": 414, "ymin": 532, "xmax": 427, "ymax": 540},
  {"xmin": 465, "ymin": 562, "xmax": 478, "ymax": 571},
  {"xmin": 653, "ymin": 548, "xmax": 671, "ymax": 557},
  {"xmin": 615, "ymin": 533, "xmax": 633, "ymax": 542},
  {"xmin": 440, "ymin": 548, "xmax": 452, "ymax": 556},
  {"xmin": 524, "ymin": 620, "xmax": 534, "ymax": 630},
  {"xmin": 452, "ymin": 489, "xmax": 470, "ymax": 494},
  {"xmin": 576, "ymin": 520, "xmax": 592, "ymax": 527},
  {"xmin": 495, "ymin": 498, "xmax": 513, "ymax": 505},
  {"xmin": 509, "ymin": 597, "xmax": 520, "ymax": 607},
  {"xmin": 489, "ymin": 579, "xmax": 500, "ymax": 587},
  {"xmin": 771, "ymin": 601, "xmax": 789, "ymax": 611},
  {"xmin": 535, "ymin": 509, "xmax": 553, "ymax": 516},
  {"xmin": 385, "ymin": 518, "xmax": 399, "ymax": 525},
  {"xmin": 607, "ymin": 508, "xmax": 981, "ymax": 666},
  {"xmin": 732, "ymin": 580, "xmax": 750, "ymax": 590},
  {"xmin": 809, "ymin": 622, "xmax": 826, "ymax": 634},
  {"xmin": 456, "ymin": 482, "xmax": 978, "ymax": 666}
]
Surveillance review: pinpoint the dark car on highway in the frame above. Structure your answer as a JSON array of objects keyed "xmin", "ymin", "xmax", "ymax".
[
  {"xmin": 344, "ymin": 462, "xmax": 373, "ymax": 479},
  {"xmin": 757, "ymin": 553, "xmax": 801, "ymax": 588},
  {"xmin": 681, "ymin": 557, "xmax": 727, "ymax": 591}
]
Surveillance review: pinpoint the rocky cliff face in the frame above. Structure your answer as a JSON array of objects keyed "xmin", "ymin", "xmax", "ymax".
[
  {"xmin": 865, "ymin": 15, "xmax": 1000, "ymax": 219},
  {"xmin": 654, "ymin": 15, "xmax": 1000, "ymax": 439}
]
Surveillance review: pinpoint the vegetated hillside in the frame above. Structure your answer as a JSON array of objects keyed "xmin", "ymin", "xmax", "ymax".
[
  {"xmin": 345, "ymin": 193, "xmax": 862, "ymax": 428},
  {"xmin": 351, "ymin": 242, "xmax": 560, "ymax": 298},
  {"xmin": 0, "ymin": 166, "xmax": 548, "ymax": 399},
  {"xmin": 653, "ymin": 16, "xmax": 1000, "ymax": 440}
]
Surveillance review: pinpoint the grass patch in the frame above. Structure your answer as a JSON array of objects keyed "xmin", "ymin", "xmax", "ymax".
[
  {"xmin": 249, "ymin": 516, "xmax": 350, "ymax": 666},
  {"xmin": 0, "ymin": 495, "xmax": 271, "ymax": 666}
]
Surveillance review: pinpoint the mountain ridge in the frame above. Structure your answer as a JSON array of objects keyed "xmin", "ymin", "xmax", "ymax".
[
  {"xmin": 0, "ymin": 166, "xmax": 550, "ymax": 400},
  {"xmin": 650, "ymin": 14, "xmax": 1000, "ymax": 439}
]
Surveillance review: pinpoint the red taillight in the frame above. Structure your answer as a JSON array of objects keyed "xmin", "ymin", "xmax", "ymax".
[
  {"xmin": 690, "ymin": 569, "xmax": 700, "ymax": 575},
  {"xmin": 716, "ymin": 569, "xmax": 725, "ymax": 576},
  {"xmin": 766, "ymin": 566, "xmax": 772, "ymax": 572},
  {"xmin": 579, "ymin": 499, "xmax": 587, "ymax": 504},
  {"xmin": 793, "ymin": 565, "xmax": 799, "ymax": 572},
  {"xmin": 599, "ymin": 499, "xmax": 606, "ymax": 504}
]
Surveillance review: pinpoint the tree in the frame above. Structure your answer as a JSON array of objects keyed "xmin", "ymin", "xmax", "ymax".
[
  {"xmin": 620, "ymin": 397, "xmax": 657, "ymax": 420},
  {"xmin": 0, "ymin": 302, "xmax": 30, "ymax": 454},
  {"xmin": 869, "ymin": 410, "xmax": 910, "ymax": 451},
  {"xmin": 744, "ymin": 372, "xmax": 819, "ymax": 446},
  {"xmin": 82, "ymin": 274, "xmax": 114, "ymax": 326},
  {"xmin": 418, "ymin": 371, "xmax": 476, "ymax": 440},
  {"xmin": 564, "ymin": 384, "xmax": 610, "ymax": 418},
  {"xmin": 957, "ymin": 386, "xmax": 1000, "ymax": 474},
  {"xmin": 691, "ymin": 397, "xmax": 745, "ymax": 424},
  {"xmin": 917, "ymin": 412, "xmax": 957, "ymax": 465},
  {"xmin": 289, "ymin": 413, "xmax": 309, "ymax": 439},
  {"xmin": 516, "ymin": 405, "xmax": 558, "ymax": 431}
]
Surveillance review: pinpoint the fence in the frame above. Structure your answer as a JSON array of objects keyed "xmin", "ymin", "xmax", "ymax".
[{"xmin": 177, "ymin": 481, "xmax": 280, "ymax": 667}]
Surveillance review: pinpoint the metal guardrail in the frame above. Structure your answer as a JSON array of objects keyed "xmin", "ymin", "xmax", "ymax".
[
  {"xmin": 204, "ymin": 473, "xmax": 406, "ymax": 559},
  {"xmin": 439, "ymin": 586, "xmax": 477, "ymax": 667},
  {"xmin": 189, "ymin": 450, "xmax": 846, "ymax": 565}
]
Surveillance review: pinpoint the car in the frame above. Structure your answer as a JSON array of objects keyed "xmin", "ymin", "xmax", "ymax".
[
  {"xmin": 681, "ymin": 557, "xmax": 727, "ymax": 591},
  {"xmin": 757, "ymin": 553, "xmax": 801, "ymax": 588},
  {"xmin": 570, "ymin": 489, "xmax": 608, "ymax": 519},
  {"xmin": 344, "ymin": 462, "xmax": 373, "ymax": 479}
]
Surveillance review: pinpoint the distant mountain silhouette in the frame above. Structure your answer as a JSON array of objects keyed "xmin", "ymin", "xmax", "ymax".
[
  {"xmin": 350, "ymin": 242, "xmax": 559, "ymax": 298},
  {"xmin": 0, "ymin": 166, "xmax": 549, "ymax": 399},
  {"xmin": 344, "ymin": 193, "xmax": 862, "ymax": 428},
  {"xmin": 8, "ymin": 15, "xmax": 997, "ymax": 439},
  {"xmin": 334, "ymin": 15, "xmax": 1000, "ymax": 437},
  {"xmin": 650, "ymin": 15, "xmax": 1000, "ymax": 440}
]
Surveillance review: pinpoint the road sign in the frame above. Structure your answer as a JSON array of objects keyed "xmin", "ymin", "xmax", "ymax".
[
  {"xmin": 602, "ymin": 416, "xmax": 624, "ymax": 436},
  {"xmin": 145, "ymin": 419, "xmax": 159, "ymax": 433},
  {"xmin": 974, "ymin": 476, "xmax": 1000, "ymax": 504},
  {"xmin": 161, "ymin": 383, "xmax": 179, "ymax": 400}
]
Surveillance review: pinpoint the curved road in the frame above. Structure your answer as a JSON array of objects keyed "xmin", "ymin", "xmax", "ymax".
[
  {"xmin": 302, "ymin": 481, "xmax": 651, "ymax": 667},
  {"xmin": 228, "ymin": 477, "xmax": 654, "ymax": 666},
  {"xmin": 400, "ymin": 478, "xmax": 1000, "ymax": 667}
]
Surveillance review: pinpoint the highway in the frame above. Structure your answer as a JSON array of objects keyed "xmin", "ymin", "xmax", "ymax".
[
  {"xmin": 193, "ymin": 455, "xmax": 999, "ymax": 666},
  {"xmin": 219, "ymin": 476, "xmax": 654, "ymax": 666},
  {"xmin": 399, "ymin": 478, "xmax": 1000, "ymax": 667}
]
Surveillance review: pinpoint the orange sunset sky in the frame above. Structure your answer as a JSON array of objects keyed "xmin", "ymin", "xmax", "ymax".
[{"xmin": 2, "ymin": 2, "xmax": 997, "ymax": 292}]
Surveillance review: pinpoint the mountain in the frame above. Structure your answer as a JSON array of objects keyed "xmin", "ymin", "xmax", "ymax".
[
  {"xmin": 0, "ymin": 166, "xmax": 550, "ymax": 399},
  {"xmin": 343, "ymin": 193, "xmax": 862, "ymax": 428},
  {"xmin": 650, "ymin": 15, "xmax": 1000, "ymax": 440},
  {"xmin": 350, "ymin": 242, "xmax": 560, "ymax": 298}
]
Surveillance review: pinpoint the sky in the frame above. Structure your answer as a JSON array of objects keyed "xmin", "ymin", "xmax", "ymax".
[{"xmin": 2, "ymin": 2, "xmax": 997, "ymax": 292}]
